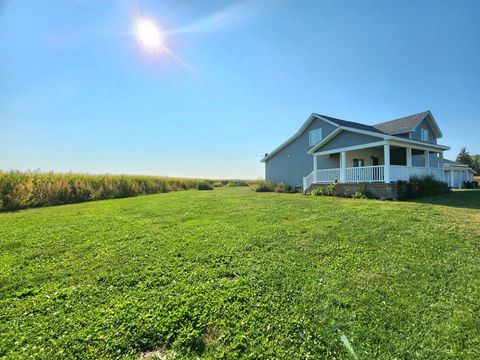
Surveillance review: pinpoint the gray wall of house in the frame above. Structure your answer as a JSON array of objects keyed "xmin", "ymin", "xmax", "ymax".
[
  {"xmin": 410, "ymin": 118, "xmax": 438, "ymax": 144},
  {"xmin": 411, "ymin": 149, "xmax": 442, "ymax": 167},
  {"xmin": 315, "ymin": 153, "xmax": 340, "ymax": 169},
  {"xmin": 265, "ymin": 118, "xmax": 338, "ymax": 186},
  {"xmin": 319, "ymin": 131, "xmax": 382, "ymax": 152},
  {"xmin": 345, "ymin": 148, "xmax": 384, "ymax": 166}
]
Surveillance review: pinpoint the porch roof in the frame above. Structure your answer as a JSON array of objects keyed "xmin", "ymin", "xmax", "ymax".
[
  {"xmin": 443, "ymin": 159, "xmax": 476, "ymax": 173},
  {"xmin": 308, "ymin": 128, "xmax": 450, "ymax": 156}
]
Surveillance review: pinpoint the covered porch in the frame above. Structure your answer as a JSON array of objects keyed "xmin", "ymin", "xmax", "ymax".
[
  {"xmin": 443, "ymin": 165, "xmax": 475, "ymax": 189},
  {"xmin": 303, "ymin": 142, "xmax": 445, "ymax": 190}
]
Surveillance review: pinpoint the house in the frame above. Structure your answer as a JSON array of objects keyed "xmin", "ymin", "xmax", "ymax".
[
  {"xmin": 261, "ymin": 111, "xmax": 468, "ymax": 197},
  {"xmin": 443, "ymin": 159, "xmax": 476, "ymax": 188}
]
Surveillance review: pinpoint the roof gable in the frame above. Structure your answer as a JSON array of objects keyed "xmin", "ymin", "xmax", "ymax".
[
  {"xmin": 261, "ymin": 114, "xmax": 339, "ymax": 162},
  {"xmin": 373, "ymin": 111, "xmax": 442, "ymax": 138}
]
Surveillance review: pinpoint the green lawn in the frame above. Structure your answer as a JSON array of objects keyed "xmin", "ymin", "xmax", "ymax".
[{"xmin": 1, "ymin": 188, "xmax": 479, "ymax": 359}]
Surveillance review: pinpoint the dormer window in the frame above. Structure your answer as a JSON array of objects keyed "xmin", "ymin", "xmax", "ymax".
[
  {"xmin": 309, "ymin": 128, "xmax": 322, "ymax": 146},
  {"xmin": 421, "ymin": 129, "xmax": 429, "ymax": 142}
]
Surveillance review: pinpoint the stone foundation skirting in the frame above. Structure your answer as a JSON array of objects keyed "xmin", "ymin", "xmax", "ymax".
[{"xmin": 306, "ymin": 183, "xmax": 398, "ymax": 200}]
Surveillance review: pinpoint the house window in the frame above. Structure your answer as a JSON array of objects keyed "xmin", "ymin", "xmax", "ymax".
[
  {"xmin": 309, "ymin": 128, "xmax": 322, "ymax": 146},
  {"xmin": 353, "ymin": 159, "xmax": 365, "ymax": 167},
  {"xmin": 421, "ymin": 129, "xmax": 429, "ymax": 142}
]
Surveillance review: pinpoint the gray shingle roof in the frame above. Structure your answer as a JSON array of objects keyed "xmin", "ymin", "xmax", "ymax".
[
  {"xmin": 444, "ymin": 159, "xmax": 467, "ymax": 166},
  {"xmin": 315, "ymin": 114, "xmax": 385, "ymax": 133},
  {"xmin": 372, "ymin": 111, "xmax": 429, "ymax": 134}
]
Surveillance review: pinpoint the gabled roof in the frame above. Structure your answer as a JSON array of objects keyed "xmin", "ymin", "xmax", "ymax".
[
  {"xmin": 373, "ymin": 110, "xmax": 442, "ymax": 138},
  {"xmin": 261, "ymin": 113, "xmax": 387, "ymax": 162},
  {"xmin": 314, "ymin": 114, "xmax": 384, "ymax": 134},
  {"xmin": 261, "ymin": 111, "xmax": 448, "ymax": 162}
]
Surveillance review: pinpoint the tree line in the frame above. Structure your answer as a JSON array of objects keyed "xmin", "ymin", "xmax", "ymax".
[{"xmin": 456, "ymin": 147, "xmax": 480, "ymax": 174}]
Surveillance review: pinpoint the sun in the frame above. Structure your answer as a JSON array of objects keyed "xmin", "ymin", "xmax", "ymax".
[{"xmin": 134, "ymin": 17, "xmax": 164, "ymax": 52}]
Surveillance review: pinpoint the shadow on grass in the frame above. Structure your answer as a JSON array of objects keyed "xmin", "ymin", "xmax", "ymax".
[{"xmin": 411, "ymin": 189, "xmax": 480, "ymax": 210}]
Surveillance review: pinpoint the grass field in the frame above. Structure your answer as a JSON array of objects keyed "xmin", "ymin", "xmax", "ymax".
[{"xmin": 1, "ymin": 188, "xmax": 479, "ymax": 359}]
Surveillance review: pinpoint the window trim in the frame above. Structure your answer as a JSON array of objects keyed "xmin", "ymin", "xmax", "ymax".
[
  {"xmin": 421, "ymin": 128, "xmax": 429, "ymax": 142},
  {"xmin": 309, "ymin": 128, "xmax": 323, "ymax": 146}
]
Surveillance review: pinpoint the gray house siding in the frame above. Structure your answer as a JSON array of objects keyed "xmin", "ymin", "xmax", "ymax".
[
  {"xmin": 411, "ymin": 149, "xmax": 441, "ymax": 167},
  {"xmin": 316, "ymin": 153, "xmax": 340, "ymax": 169},
  {"xmin": 265, "ymin": 118, "xmax": 337, "ymax": 186},
  {"xmin": 319, "ymin": 131, "xmax": 382, "ymax": 152},
  {"xmin": 410, "ymin": 118, "xmax": 438, "ymax": 144}
]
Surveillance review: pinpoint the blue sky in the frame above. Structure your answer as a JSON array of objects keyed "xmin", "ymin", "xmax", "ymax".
[{"xmin": 1, "ymin": 0, "xmax": 479, "ymax": 179}]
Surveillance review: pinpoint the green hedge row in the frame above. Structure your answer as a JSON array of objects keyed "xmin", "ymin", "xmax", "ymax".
[{"xmin": 397, "ymin": 175, "xmax": 450, "ymax": 200}]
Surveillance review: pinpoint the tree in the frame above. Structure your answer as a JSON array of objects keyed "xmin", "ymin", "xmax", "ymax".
[
  {"xmin": 456, "ymin": 147, "xmax": 474, "ymax": 167},
  {"xmin": 472, "ymin": 154, "xmax": 480, "ymax": 174}
]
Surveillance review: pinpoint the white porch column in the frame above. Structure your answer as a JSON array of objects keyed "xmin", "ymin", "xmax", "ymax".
[
  {"xmin": 313, "ymin": 155, "xmax": 318, "ymax": 183},
  {"xmin": 424, "ymin": 150, "xmax": 430, "ymax": 172},
  {"xmin": 450, "ymin": 169, "xmax": 454, "ymax": 187},
  {"xmin": 406, "ymin": 147, "xmax": 412, "ymax": 167},
  {"xmin": 340, "ymin": 151, "xmax": 346, "ymax": 183},
  {"xmin": 406, "ymin": 147, "xmax": 412, "ymax": 179},
  {"xmin": 384, "ymin": 143, "xmax": 390, "ymax": 183}
]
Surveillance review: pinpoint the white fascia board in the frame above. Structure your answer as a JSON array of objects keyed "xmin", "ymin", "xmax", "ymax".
[
  {"xmin": 386, "ymin": 138, "xmax": 450, "ymax": 151},
  {"xmin": 314, "ymin": 141, "xmax": 387, "ymax": 156}
]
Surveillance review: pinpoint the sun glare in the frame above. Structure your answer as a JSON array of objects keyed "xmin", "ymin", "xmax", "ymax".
[{"xmin": 135, "ymin": 17, "xmax": 164, "ymax": 52}]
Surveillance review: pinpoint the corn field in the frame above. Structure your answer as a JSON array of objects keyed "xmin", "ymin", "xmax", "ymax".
[{"xmin": 0, "ymin": 171, "xmax": 220, "ymax": 211}]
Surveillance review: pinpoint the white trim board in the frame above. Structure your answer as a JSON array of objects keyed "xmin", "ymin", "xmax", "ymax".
[
  {"xmin": 386, "ymin": 140, "xmax": 449, "ymax": 152},
  {"xmin": 314, "ymin": 141, "xmax": 387, "ymax": 156},
  {"xmin": 310, "ymin": 131, "xmax": 449, "ymax": 155}
]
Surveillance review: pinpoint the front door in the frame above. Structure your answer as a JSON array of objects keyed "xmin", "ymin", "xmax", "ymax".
[{"xmin": 353, "ymin": 158, "xmax": 365, "ymax": 167}]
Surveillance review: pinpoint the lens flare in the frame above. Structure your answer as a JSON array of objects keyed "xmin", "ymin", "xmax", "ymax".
[{"xmin": 135, "ymin": 17, "xmax": 164, "ymax": 51}]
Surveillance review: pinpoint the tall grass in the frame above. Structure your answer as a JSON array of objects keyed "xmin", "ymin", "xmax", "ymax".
[{"xmin": 0, "ymin": 171, "xmax": 218, "ymax": 211}]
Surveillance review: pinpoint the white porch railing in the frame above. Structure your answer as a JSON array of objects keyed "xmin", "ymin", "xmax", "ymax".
[
  {"xmin": 303, "ymin": 169, "xmax": 340, "ymax": 189},
  {"xmin": 346, "ymin": 165, "xmax": 384, "ymax": 183},
  {"xmin": 315, "ymin": 168, "xmax": 341, "ymax": 183},
  {"xmin": 303, "ymin": 165, "xmax": 446, "ymax": 190},
  {"xmin": 303, "ymin": 171, "xmax": 315, "ymax": 190},
  {"xmin": 390, "ymin": 166, "xmax": 444, "ymax": 182}
]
